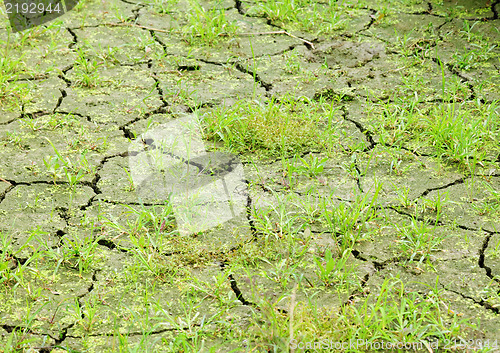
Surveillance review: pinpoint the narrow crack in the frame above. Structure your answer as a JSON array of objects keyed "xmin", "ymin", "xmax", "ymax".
[
  {"xmin": 234, "ymin": 62, "xmax": 272, "ymax": 91},
  {"xmin": 118, "ymin": 102, "xmax": 171, "ymax": 141},
  {"xmin": 89, "ymin": 152, "xmax": 130, "ymax": 196},
  {"xmin": 53, "ymin": 88, "xmax": 67, "ymax": 113},
  {"xmin": 119, "ymin": 0, "xmax": 142, "ymax": 5},
  {"xmin": 243, "ymin": 179, "xmax": 258, "ymax": 238},
  {"xmin": 0, "ymin": 183, "xmax": 15, "ymax": 205},
  {"xmin": 51, "ymin": 271, "xmax": 98, "ymax": 346},
  {"xmin": 443, "ymin": 285, "xmax": 500, "ymax": 315},
  {"xmin": 151, "ymin": 72, "xmax": 169, "ymax": 108},
  {"xmin": 342, "ymin": 106, "xmax": 376, "ymax": 151},
  {"xmin": 58, "ymin": 66, "xmax": 73, "ymax": 89},
  {"xmin": 66, "ymin": 28, "xmax": 78, "ymax": 49},
  {"xmin": 342, "ymin": 273, "xmax": 370, "ymax": 307},
  {"xmin": 0, "ymin": 324, "xmax": 58, "ymax": 345},
  {"xmin": 419, "ymin": 176, "xmax": 465, "ymax": 198},
  {"xmin": 149, "ymin": 29, "xmax": 168, "ymax": 55},
  {"xmin": 220, "ymin": 261, "xmax": 255, "ymax": 306},
  {"xmin": 351, "ymin": 249, "xmax": 368, "ymax": 262},
  {"xmin": 386, "ymin": 205, "xmax": 445, "ymax": 227},
  {"xmin": 352, "ymin": 157, "xmax": 364, "ymax": 193},
  {"xmin": 359, "ymin": 8, "xmax": 377, "ymax": 33},
  {"xmin": 0, "ymin": 117, "xmax": 19, "ymax": 126},
  {"xmin": 478, "ymin": 233, "xmax": 499, "ymax": 285}
]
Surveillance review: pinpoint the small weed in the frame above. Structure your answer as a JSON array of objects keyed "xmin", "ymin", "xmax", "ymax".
[
  {"xmin": 189, "ymin": 269, "xmax": 235, "ymax": 307},
  {"xmin": 390, "ymin": 182, "xmax": 414, "ymax": 209},
  {"xmin": 279, "ymin": 155, "xmax": 298, "ymax": 189},
  {"xmin": 452, "ymin": 44, "xmax": 496, "ymax": 71},
  {"xmin": 314, "ymin": 248, "xmax": 358, "ymax": 290},
  {"xmin": 59, "ymin": 233, "xmax": 102, "ymax": 274},
  {"xmin": 0, "ymin": 230, "xmax": 38, "ymax": 287},
  {"xmin": 420, "ymin": 190, "xmax": 449, "ymax": 224},
  {"xmin": 0, "ymin": 53, "xmax": 29, "ymax": 109},
  {"xmin": 471, "ymin": 181, "xmax": 500, "ymax": 216},
  {"xmin": 73, "ymin": 47, "xmax": 102, "ymax": 88},
  {"xmin": 43, "ymin": 138, "xmax": 95, "ymax": 186},
  {"xmin": 183, "ymin": 1, "xmax": 237, "ymax": 46},
  {"xmin": 283, "ymin": 50, "xmax": 301, "ymax": 74},
  {"xmin": 149, "ymin": 0, "xmax": 178, "ymax": 14},
  {"xmin": 320, "ymin": 182, "xmax": 381, "ymax": 249},
  {"xmin": 486, "ymin": 236, "xmax": 500, "ymax": 258},
  {"xmin": 296, "ymin": 153, "xmax": 328, "ymax": 178},
  {"xmin": 291, "ymin": 192, "xmax": 322, "ymax": 224},
  {"xmin": 122, "ymin": 166, "xmax": 136, "ymax": 191},
  {"xmin": 261, "ymin": 256, "xmax": 301, "ymax": 290},
  {"xmin": 395, "ymin": 219, "xmax": 447, "ymax": 264}
]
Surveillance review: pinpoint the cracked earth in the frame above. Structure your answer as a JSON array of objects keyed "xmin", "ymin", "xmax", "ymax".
[{"xmin": 1, "ymin": 0, "xmax": 500, "ymax": 351}]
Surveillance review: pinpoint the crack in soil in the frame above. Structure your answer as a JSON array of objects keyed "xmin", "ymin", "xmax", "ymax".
[
  {"xmin": 479, "ymin": 233, "xmax": 500, "ymax": 285},
  {"xmin": 342, "ymin": 273, "xmax": 370, "ymax": 307},
  {"xmin": 88, "ymin": 152, "xmax": 130, "ymax": 196},
  {"xmin": 243, "ymin": 179, "xmax": 258, "ymax": 238},
  {"xmin": 97, "ymin": 238, "xmax": 131, "ymax": 253},
  {"xmin": 66, "ymin": 28, "xmax": 78, "ymax": 49},
  {"xmin": 234, "ymin": 0, "xmax": 244, "ymax": 15},
  {"xmin": 0, "ymin": 181, "xmax": 15, "ymax": 205},
  {"xmin": 53, "ymin": 88, "xmax": 67, "ymax": 112},
  {"xmin": 492, "ymin": 0, "xmax": 500, "ymax": 19},
  {"xmin": 235, "ymin": 62, "xmax": 272, "ymax": 92},
  {"xmin": 419, "ymin": 176, "xmax": 465, "ymax": 198},
  {"xmin": 219, "ymin": 261, "xmax": 255, "ymax": 307},
  {"xmin": 443, "ymin": 285, "xmax": 500, "ymax": 315},
  {"xmin": 149, "ymin": 29, "xmax": 168, "ymax": 54},
  {"xmin": 342, "ymin": 107, "xmax": 376, "ymax": 151}
]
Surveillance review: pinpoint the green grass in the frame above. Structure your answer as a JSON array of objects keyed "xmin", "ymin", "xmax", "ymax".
[
  {"xmin": 250, "ymin": 0, "xmax": 348, "ymax": 34},
  {"xmin": 1, "ymin": 0, "xmax": 500, "ymax": 351},
  {"xmin": 183, "ymin": 1, "xmax": 237, "ymax": 46},
  {"xmin": 366, "ymin": 97, "xmax": 500, "ymax": 174},
  {"xmin": 200, "ymin": 96, "xmax": 340, "ymax": 158}
]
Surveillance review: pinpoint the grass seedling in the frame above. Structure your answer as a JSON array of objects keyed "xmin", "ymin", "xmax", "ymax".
[
  {"xmin": 472, "ymin": 181, "xmax": 500, "ymax": 216},
  {"xmin": 184, "ymin": 1, "xmax": 237, "ymax": 46},
  {"xmin": 280, "ymin": 155, "xmax": 298, "ymax": 189},
  {"xmin": 296, "ymin": 153, "xmax": 328, "ymax": 178},
  {"xmin": 321, "ymin": 181, "xmax": 381, "ymax": 249},
  {"xmin": 396, "ymin": 218, "xmax": 447, "ymax": 264},
  {"xmin": 43, "ymin": 154, "xmax": 65, "ymax": 184},
  {"xmin": 261, "ymin": 256, "xmax": 301, "ymax": 290},
  {"xmin": 123, "ymin": 166, "xmax": 136, "ymax": 191},
  {"xmin": 314, "ymin": 248, "xmax": 358, "ymax": 291},
  {"xmin": 73, "ymin": 46, "xmax": 102, "ymax": 88},
  {"xmin": 391, "ymin": 182, "xmax": 413, "ymax": 208},
  {"xmin": 60, "ymin": 233, "xmax": 102, "ymax": 274}
]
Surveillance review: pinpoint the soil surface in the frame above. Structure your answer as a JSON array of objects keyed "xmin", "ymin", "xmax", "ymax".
[{"xmin": 0, "ymin": 0, "xmax": 499, "ymax": 351}]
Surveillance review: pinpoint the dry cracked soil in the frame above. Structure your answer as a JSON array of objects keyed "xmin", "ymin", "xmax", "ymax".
[{"xmin": 1, "ymin": 0, "xmax": 500, "ymax": 352}]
